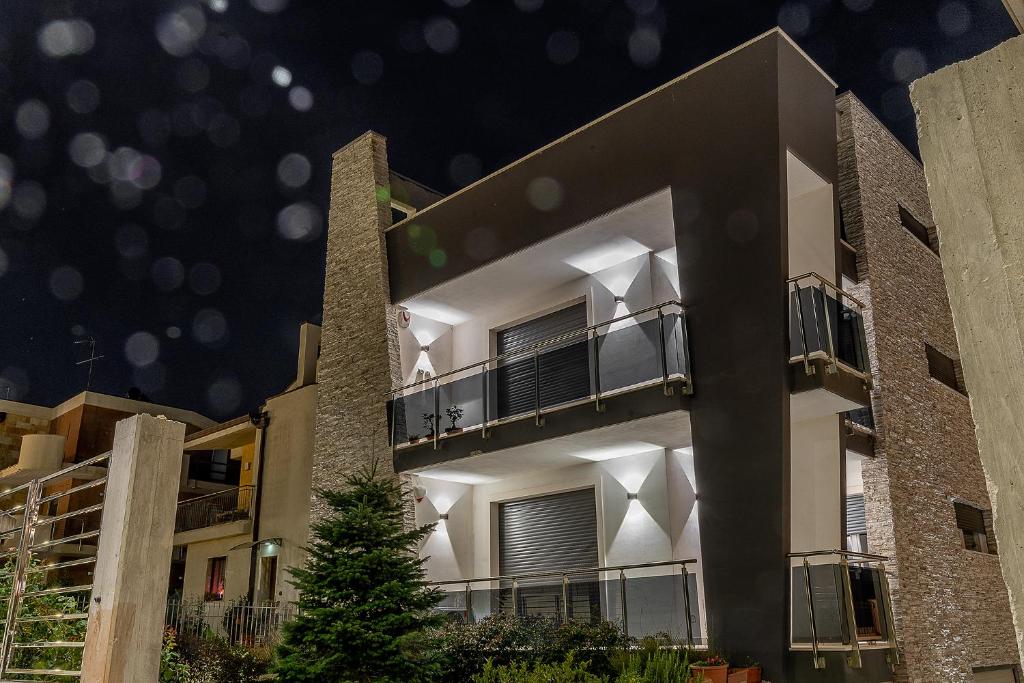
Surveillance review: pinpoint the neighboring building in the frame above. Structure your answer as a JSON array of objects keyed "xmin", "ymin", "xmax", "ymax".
[
  {"xmin": 171, "ymin": 323, "xmax": 320, "ymax": 607},
  {"xmin": 0, "ymin": 391, "xmax": 213, "ymax": 585},
  {"xmin": 836, "ymin": 93, "xmax": 1020, "ymax": 682},
  {"xmin": 310, "ymin": 28, "xmax": 1022, "ymax": 683}
]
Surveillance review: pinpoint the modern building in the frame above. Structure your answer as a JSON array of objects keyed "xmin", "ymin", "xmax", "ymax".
[
  {"xmin": 170, "ymin": 323, "xmax": 320, "ymax": 608},
  {"xmin": 311, "ymin": 28, "xmax": 1021, "ymax": 683},
  {"xmin": 0, "ymin": 391, "xmax": 213, "ymax": 585}
]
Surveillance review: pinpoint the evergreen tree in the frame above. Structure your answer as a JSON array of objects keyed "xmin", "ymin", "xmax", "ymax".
[{"xmin": 275, "ymin": 461, "xmax": 443, "ymax": 682}]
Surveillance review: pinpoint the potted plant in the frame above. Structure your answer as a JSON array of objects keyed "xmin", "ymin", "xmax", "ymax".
[
  {"xmin": 445, "ymin": 404, "xmax": 464, "ymax": 435},
  {"xmin": 691, "ymin": 655, "xmax": 729, "ymax": 683},
  {"xmin": 727, "ymin": 658, "xmax": 761, "ymax": 683},
  {"xmin": 420, "ymin": 412, "xmax": 435, "ymax": 442}
]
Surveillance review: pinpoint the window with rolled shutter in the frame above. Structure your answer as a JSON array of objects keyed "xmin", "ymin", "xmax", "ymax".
[{"xmin": 495, "ymin": 303, "xmax": 590, "ymax": 419}]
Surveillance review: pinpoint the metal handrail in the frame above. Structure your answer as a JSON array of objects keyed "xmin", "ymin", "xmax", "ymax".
[
  {"xmin": 429, "ymin": 558, "xmax": 698, "ymax": 646},
  {"xmin": 36, "ymin": 451, "xmax": 110, "ymax": 484},
  {"xmin": 175, "ymin": 485, "xmax": 255, "ymax": 533},
  {"xmin": 390, "ymin": 300, "xmax": 686, "ymax": 396},
  {"xmin": 787, "ymin": 272, "xmax": 865, "ymax": 310},
  {"xmin": 176, "ymin": 484, "xmax": 252, "ymax": 507},
  {"xmin": 787, "ymin": 549, "xmax": 899, "ymax": 673},
  {"xmin": 428, "ymin": 557, "xmax": 696, "ymax": 586}
]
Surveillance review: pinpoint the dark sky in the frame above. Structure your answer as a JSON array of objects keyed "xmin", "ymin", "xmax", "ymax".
[{"xmin": 0, "ymin": 0, "xmax": 1016, "ymax": 419}]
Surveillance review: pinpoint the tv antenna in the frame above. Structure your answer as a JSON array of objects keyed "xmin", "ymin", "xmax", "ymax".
[{"xmin": 74, "ymin": 337, "xmax": 104, "ymax": 391}]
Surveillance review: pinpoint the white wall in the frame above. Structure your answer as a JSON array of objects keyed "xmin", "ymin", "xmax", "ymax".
[
  {"xmin": 182, "ymin": 532, "xmax": 251, "ymax": 602},
  {"xmin": 790, "ymin": 413, "xmax": 842, "ymax": 553},
  {"xmin": 787, "ymin": 152, "xmax": 837, "ymax": 281}
]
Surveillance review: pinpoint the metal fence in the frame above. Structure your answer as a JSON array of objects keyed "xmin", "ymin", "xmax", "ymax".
[
  {"xmin": 0, "ymin": 451, "xmax": 110, "ymax": 681},
  {"xmin": 175, "ymin": 486, "xmax": 254, "ymax": 534},
  {"xmin": 165, "ymin": 599, "xmax": 298, "ymax": 647}
]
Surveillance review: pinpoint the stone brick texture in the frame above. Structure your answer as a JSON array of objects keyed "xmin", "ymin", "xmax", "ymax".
[
  {"xmin": 0, "ymin": 413, "xmax": 50, "ymax": 469},
  {"xmin": 311, "ymin": 132, "xmax": 403, "ymax": 524},
  {"xmin": 837, "ymin": 92, "xmax": 1020, "ymax": 682}
]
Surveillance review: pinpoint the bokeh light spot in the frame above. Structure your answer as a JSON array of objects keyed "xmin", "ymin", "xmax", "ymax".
[
  {"xmin": 526, "ymin": 176, "xmax": 563, "ymax": 211},
  {"xmin": 124, "ymin": 331, "xmax": 160, "ymax": 368},
  {"xmin": 49, "ymin": 266, "xmax": 84, "ymax": 301},
  {"xmin": 351, "ymin": 50, "xmax": 384, "ymax": 85},
  {"xmin": 189, "ymin": 262, "xmax": 222, "ymax": 295},
  {"xmin": 271, "ymin": 65, "xmax": 292, "ymax": 87},
  {"xmin": 448, "ymin": 153, "xmax": 482, "ymax": 188},
  {"xmin": 66, "ymin": 80, "xmax": 100, "ymax": 114},
  {"xmin": 152, "ymin": 256, "xmax": 185, "ymax": 291},
  {"xmin": 276, "ymin": 202, "xmax": 322, "ymax": 241},
  {"xmin": 546, "ymin": 30, "xmax": 581, "ymax": 65},
  {"xmin": 424, "ymin": 17, "xmax": 460, "ymax": 54},
  {"xmin": 277, "ymin": 153, "xmax": 312, "ymax": 188},
  {"xmin": 193, "ymin": 308, "xmax": 229, "ymax": 345},
  {"xmin": 288, "ymin": 86, "xmax": 314, "ymax": 111},
  {"xmin": 628, "ymin": 27, "xmax": 661, "ymax": 66},
  {"xmin": 15, "ymin": 100, "xmax": 51, "ymax": 140}
]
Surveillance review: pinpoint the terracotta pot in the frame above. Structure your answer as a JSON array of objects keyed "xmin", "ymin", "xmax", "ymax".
[
  {"xmin": 691, "ymin": 664, "xmax": 729, "ymax": 683},
  {"xmin": 727, "ymin": 666, "xmax": 762, "ymax": 683}
]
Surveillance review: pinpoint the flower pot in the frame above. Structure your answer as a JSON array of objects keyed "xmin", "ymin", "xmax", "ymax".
[
  {"xmin": 727, "ymin": 667, "xmax": 762, "ymax": 683},
  {"xmin": 691, "ymin": 664, "xmax": 729, "ymax": 683},
  {"xmin": 407, "ymin": 436, "xmax": 422, "ymax": 444},
  {"xmin": 445, "ymin": 427, "xmax": 463, "ymax": 435}
]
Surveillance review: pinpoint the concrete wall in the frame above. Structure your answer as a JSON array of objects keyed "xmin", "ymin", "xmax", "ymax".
[
  {"xmin": 259, "ymin": 383, "xmax": 317, "ymax": 605},
  {"xmin": 182, "ymin": 532, "xmax": 252, "ymax": 602},
  {"xmin": 837, "ymin": 92, "xmax": 1019, "ymax": 682},
  {"xmin": 911, "ymin": 34, "xmax": 1024, "ymax": 676}
]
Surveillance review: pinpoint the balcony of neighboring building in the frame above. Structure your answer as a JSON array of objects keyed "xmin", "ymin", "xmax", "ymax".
[{"xmin": 387, "ymin": 188, "xmax": 690, "ymax": 472}]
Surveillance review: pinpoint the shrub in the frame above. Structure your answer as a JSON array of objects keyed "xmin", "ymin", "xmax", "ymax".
[
  {"xmin": 174, "ymin": 635, "xmax": 274, "ymax": 683},
  {"xmin": 474, "ymin": 654, "xmax": 605, "ymax": 683},
  {"xmin": 429, "ymin": 614, "xmax": 634, "ymax": 682},
  {"xmin": 614, "ymin": 649, "xmax": 693, "ymax": 683},
  {"xmin": 160, "ymin": 629, "xmax": 191, "ymax": 682},
  {"xmin": 274, "ymin": 461, "xmax": 442, "ymax": 682}
]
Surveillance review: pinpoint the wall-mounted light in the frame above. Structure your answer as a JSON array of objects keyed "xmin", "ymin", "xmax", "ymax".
[
  {"xmin": 438, "ymin": 513, "xmax": 449, "ymax": 521},
  {"xmin": 420, "ymin": 344, "xmax": 430, "ymax": 352},
  {"xmin": 626, "ymin": 492, "xmax": 639, "ymax": 501},
  {"xmin": 614, "ymin": 295, "xmax": 625, "ymax": 304}
]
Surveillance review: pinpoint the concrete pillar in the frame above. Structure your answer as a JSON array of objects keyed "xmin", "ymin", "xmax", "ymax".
[
  {"xmin": 911, "ymin": 34, "xmax": 1024, "ymax": 672},
  {"xmin": 311, "ymin": 132, "xmax": 402, "ymax": 522},
  {"xmin": 80, "ymin": 414, "xmax": 186, "ymax": 683},
  {"xmin": 1002, "ymin": 0, "xmax": 1023, "ymax": 32}
]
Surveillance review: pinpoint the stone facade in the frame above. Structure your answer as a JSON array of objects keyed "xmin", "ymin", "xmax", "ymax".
[
  {"xmin": 0, "ymin": 412, "xmax": 50, "ymax": 469},
  {"xmin": 837, "ymin": 92, "xmax": 1020, "ymax": 682},
  {"xmin": 311, "ymin": 132, "xmax": 403, "ymax": 523}
]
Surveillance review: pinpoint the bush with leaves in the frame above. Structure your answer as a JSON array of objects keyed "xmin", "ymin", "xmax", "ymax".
[
  {"xmin": 274, "ymin": 461, "xmax": 443, "ymax": 682},
  {"xmin": 0, "ymin": 559, "xmax": 87, "ymax": 678},
  {"xmin": 171, "ymin": 635, "xmax": 273, "ymax": 683},
  {"xmin": 474, "ymin": 653, "xmax": 605, "ymax": 683},
  {"xmin": 614, "ymin": 648, "xmax": 694, "ymax": 683},
  {"xmin": 429, "ymin": 613, "xmax": 635, "ymax": 682}
]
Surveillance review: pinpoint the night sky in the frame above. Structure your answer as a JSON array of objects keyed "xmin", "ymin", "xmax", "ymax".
[{"xmin": 0, "ymin": 0, "xmax": 1016, "ymax": 420}]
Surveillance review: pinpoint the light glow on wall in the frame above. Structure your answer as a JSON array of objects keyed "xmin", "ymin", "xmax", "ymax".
[
  {"xmin": 570, "ymin": 441, "xmax": 660, "ymax": 462},
  {"xmin": 402, "ymin": 300, "xmax": 471, "ymax": 326},
  {"xmin": 562, "ymin": 236, "xmax": 651, "ymax": 275}
]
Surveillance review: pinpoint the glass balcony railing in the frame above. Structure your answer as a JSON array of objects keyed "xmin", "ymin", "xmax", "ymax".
[
  {"xmin": 788, "ymin": 273, "xmax": 869, "ymax": 377},
  {"xmin": 789, "ymin": 550, "xmax": 899, "ymax": 672},
  {"xmin": 844, "ymin": 407, "xmax": 874, "ymax": 431},
  {"xmin": 429, "ymin": 559, "xmax": 701, "ymax": 646},
  {"xmin": 388, "ymin": 301, "xmax": 690, "ymax": 448},
  {"xmin": 175, "ymin": 486, "xmax": 254, "ymax": 533}
]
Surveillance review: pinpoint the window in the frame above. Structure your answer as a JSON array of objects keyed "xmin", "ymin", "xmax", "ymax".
[
  {"xmin": 899, "ymin": 205, "xmax": 939, "ymax": 255},
  {"xmin": 205, "ymin": 556, "xmax": 226, "ymax": 601},
  {"xmin": 955, "ymin": 502, "xmax": 997, "ymax": 554},
  {"xmin": 925, "ymin": 344, "xmax": 967, "ymax": 395}
]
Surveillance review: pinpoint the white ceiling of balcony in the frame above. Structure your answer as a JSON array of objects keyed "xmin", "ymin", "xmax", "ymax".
[
  {"xmin": 413, "ymin": 410, "xmax": 692, "ymax": 484},
  {"xmin": 399, "ymin": 187, "xmax": 676, "ymax": 325}
]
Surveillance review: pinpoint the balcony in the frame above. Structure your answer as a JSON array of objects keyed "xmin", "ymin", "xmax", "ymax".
[
  {"xmin": 429, "ymin": 559, "xmax": 701, "ymax": 646},
  {"xmin": 388, "ymin": 301, "xmax": 691, "ymax": 471},
  {"xmin": 789, "ymin": 273, "xmax": 872, "ymax": 417},
  {"xmin": 789, "ymin": 550, "xmax": 899, "ymax": 672},
  {"xmin": 175, "ymin": 486, "xmax": 254, "ymax": 535}
]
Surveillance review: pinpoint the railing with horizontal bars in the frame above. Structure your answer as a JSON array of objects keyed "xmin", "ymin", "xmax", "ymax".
[
  {"xmin": 388, "ymin": 301, "xmax": 691, "ymax": 450},
  {"xmin": 428, "ymin": 559, "xmax": 700, "ymax": 647},
  {"xmin": 788, "ymin": 273, "xmax": 870, "ymax": 380},
  {"xmin": 0, "ymin": 451, "xmax": 110, "ymax": 681},
  {"xmin": 788, "ymin": 549, "xmax": 899, "ymax": 673},
  {"xmin": 175, "ymin": 486, "xmax": 255, "ymax": 534}
]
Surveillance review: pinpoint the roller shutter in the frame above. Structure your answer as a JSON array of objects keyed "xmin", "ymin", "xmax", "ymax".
[
  {"xmin": 845, "ymin": 494, "xmax": 867, "ymax": 536},
  {"xmin": 499, "ymin": 488, "xmax": 599, "ymax": 578},
  {"xmin": 496, "ymin": 303, "xmax": 590, "ymax": 419}
]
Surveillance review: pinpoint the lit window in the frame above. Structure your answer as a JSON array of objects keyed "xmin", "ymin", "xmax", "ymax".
[{"xmin": 205, "ymin": 556, "xmax": 226, "ymax": 601}]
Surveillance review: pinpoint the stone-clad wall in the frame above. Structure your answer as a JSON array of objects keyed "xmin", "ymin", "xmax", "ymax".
[
  {"xmin": 0, "ymin": 412, "xmax": 50, "ymax": 468},
  {"xmin": 311, "ymin": 131, "xmax": 402, "ymax": 523},
  {"xmin": 837, "ymin": 93, "xmax": 1019, "ymax": 682}
]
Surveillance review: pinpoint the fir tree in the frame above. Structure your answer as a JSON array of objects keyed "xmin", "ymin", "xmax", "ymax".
[{"xmin": 275, "ymin": 461, "xmax": 443, "ymax": 682}]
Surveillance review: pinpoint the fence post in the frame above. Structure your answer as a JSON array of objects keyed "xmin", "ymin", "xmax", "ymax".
[{"xmin": 80, "ymin": 415, "xmax": 186, "ymax": 683}]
